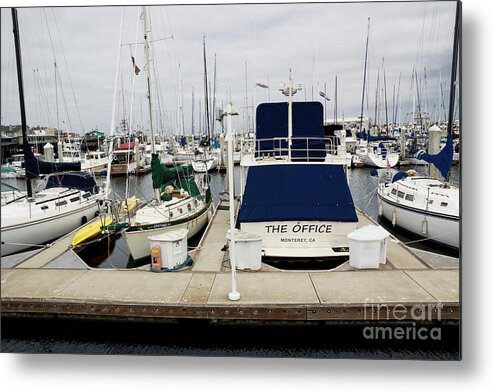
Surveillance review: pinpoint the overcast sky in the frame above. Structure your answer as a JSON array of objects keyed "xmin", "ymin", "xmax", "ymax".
[{"xmin": 1, "ymin": 1, "xmax": 458, "ymax": 136}]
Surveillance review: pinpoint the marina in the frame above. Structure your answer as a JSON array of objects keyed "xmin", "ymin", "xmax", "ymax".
[{"xmin": 0, "ymin": 1, "xmax": 461, "ymax": 360}]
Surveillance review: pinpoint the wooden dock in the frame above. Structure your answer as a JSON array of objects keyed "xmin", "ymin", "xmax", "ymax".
[{"xmin": 1, "ymin": 201, "xmax": 459, "ymax": 323}]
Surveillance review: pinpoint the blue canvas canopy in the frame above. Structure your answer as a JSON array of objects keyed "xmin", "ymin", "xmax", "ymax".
[
  {"xmin": 255, "ymin": 102, "xmax": 325, "ymax": 161},
  {"xmin": 417, "ymin": 133, "xmax": 454, "ymax": 178},
  {"xmin": 238, "ymin": 164, "xmax": 358, "ymax": 223},
  {"xmin": 23, "ymin": 141, "xmax": 81, "ymax": 179},
  {"xmin": 45, "ymin": 171, "xmax": 99, "ymax": 193}
]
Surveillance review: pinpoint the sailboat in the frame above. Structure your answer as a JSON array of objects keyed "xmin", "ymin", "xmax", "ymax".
[
  {"xmin": 1, "ymin": 8, "xmax": 104, "ymax": 257},
  {"xmin": 191, "ymin": 36, "xmax": 219, "ymax": 173},
  {"xmin": 377, "ymin": 2, "xmax": 460, "ymax": 250},
  {"xmin": 237, "ymin": 72, "xmax": 358, "ymax": 259},
  {"xmin": 354, "ymin": 18, "xmax": 399, "ymax": 169},
  {"xmin": 121, "ymin": 7, "xmax": 212, "ymax": 261}
]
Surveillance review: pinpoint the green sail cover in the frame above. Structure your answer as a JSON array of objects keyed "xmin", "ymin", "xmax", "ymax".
[{"xmin": 151, "ymin": 154, "xmax": 200, "ymax": 199}]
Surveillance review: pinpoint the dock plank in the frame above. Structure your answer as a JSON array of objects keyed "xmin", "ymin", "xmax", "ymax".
[
  {"xmin": 1, "ymin": 269, "xmax": 88, "ymax": 299},
  {"xmin": 17, "ymin": 235, "xmax": 74, "ymax": 269},
  {"xmin": 208, "ymin": 272, "xmax": 319, "ymax": 305},
  {"xmin": 55, "ymin": 270, "xmax": 193, "ymax": 304},
  {"xmin": 386, "ymin": 239, "xmax": 427, "ymax": 269},
  {"xmin": 405, "ymin": 270, "xmax": 459, "ymax": 303},
  {"xmin": 180, "ymin": 273, "xmax": 216, "ymax": 304},
  {"xmin": 193, "ymin": 209, "xmax": 229, "ymax": 272},
  {"xmin": 310, "ymin": 270, "xmax": 436, "ymax": 304}
]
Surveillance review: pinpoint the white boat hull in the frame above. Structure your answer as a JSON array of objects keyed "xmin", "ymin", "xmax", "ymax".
[
  {"xmin": 378, "ymin": 189, "xmax": 459, "ymax": 249},
  {"xmin": 192, "ymin": 157, "xmax": 218, "ymax": 173},
  {"xmin": 359, "ymin": 151, "xmax": 399, "ymax": 168},
  {"xmin": 240, "ymin": 220, "xmax": 357, "ymax": 258},
  {"xmin": 122, "ymin": 204, "xmax": 211, "ymax": 261},
  {"xmin": 1, "ymin": 197, "xmax": 100, "ymax": 256}
]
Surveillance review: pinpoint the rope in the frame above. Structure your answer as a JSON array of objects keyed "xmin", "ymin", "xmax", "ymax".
[
  {"xmin": 400, "ymin": 230, "xmax": 457, "ymax": 246},
  {"xmin": 1, "ymin": 241, "xmax": 48, "ymax": 248}
]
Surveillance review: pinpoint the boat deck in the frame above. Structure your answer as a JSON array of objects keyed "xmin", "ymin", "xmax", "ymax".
[{"xmin": 1, "ymin": 201, "xmax": 459, "ymax": 322}]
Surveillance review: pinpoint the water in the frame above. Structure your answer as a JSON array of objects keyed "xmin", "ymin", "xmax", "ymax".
[
  {"xmin": 1, "ymin": 317, "xmax": 459, "ymax": 359},
  {"xmin": 1, "ymin": 164, "xmax": 460, "ymax": 358}
]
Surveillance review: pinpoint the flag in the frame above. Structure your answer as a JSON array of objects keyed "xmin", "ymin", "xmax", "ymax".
[
  {"xmin": 386, "ymin": 157, "xmax": 391, "ymax": 171},
  {"xmin": 255, "ymin": 82, "xmax": 269, "ymax": 89},
  {"xmin": 131, "ymin": 56, "xmax": 141, "ymax": 75},
  {"xmin": 319, "ymin": 91, "xmax": 330, "ymax": 101}
]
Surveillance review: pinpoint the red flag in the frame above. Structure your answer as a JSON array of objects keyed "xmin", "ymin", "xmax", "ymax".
[
  {"xmin": 386, "ymin": 157, "xmax": 390, "ymax": 171},
  {"xmin": 131, "ymin": 56, "xmax": 141, "ymax": 75}
]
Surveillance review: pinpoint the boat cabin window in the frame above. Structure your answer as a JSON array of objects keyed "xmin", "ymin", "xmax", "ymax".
[
  {"xmin": 405, "ymin": 194, "xmax": 415, "ymax": 202},
  {"xmin": 429, "ymin": 200, "xmax": 434, "ymax": 204},
  {"xmin": 440, "ymin": 202, "xmax": 448, "ymax": 207},
  {"xmin": 397, "ymin": 191, "xmax": 405, "ymax": 198},
  {"xmin": 391, "ymin": 189, "xmax": 397, "ymax": 195}
]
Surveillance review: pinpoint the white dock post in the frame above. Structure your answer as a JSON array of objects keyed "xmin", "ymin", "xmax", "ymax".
[{"xmin": 226, "ymin": 102, "xmax": 240, "ymax": 301}]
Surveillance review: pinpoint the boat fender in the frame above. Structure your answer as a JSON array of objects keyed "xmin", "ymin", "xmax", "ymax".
[
  {"xmin": 151, "ymin": 245, "xmax": 162, "ymax": 270},
  {"xmin": 392, "ymin": 210, "xmax": 397, "ymax": 226},
  {"xmin": 422, "ymin": 219, "xmax": 428, "ymax": 235},
  {"xmin": 378, "ymin": 203, "xmax": 383, "ymax": 216}
]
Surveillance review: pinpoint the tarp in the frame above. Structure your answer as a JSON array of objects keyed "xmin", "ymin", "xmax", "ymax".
[
  {"xmin": 255, "ymin": 102, "xmax": 325, "ymax": 161},
  {"xmin": 150, "ymin": 153, "xmax": 199, "ymax": 197},
  {"xmin": 24, "ymin": 142, "xmax": 81, "ymax": 180},
  {"xmin": 417, "ymin": 133, "xmax": 454, "ymax": 178},
  {"xmin": 238, "ymin": 164, "xmax": 358, "ymax": 223}
]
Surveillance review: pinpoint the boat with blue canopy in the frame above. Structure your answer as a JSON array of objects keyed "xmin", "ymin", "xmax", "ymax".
[{"xmin": 237, "ymin": 73, "xmax": 358, "ymax": 259}]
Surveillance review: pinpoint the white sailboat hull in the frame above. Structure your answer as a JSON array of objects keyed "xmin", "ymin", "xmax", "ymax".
[
  {"xmin": 192, "ymin": 157, "xmax": 218, "ymax": 173},
  {"xmin": 359, "ymin": 151, "xmax": 399, "ymax": 168},
  {"xmin": 377, "ymin": 179, "xmax": 459, "ymax": 249},
  {"xmin": 122, "ymin": 203, "xmax": 211, "ymax": 261},
  {"xmin": 1, "ymin": 193, "xmax": 100, "ymax": 256}
]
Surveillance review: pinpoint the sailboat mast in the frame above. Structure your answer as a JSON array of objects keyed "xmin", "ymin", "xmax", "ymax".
[
  {"xmin": 383, "ymin": 58, "xmax": 389, "ymax": 131},
  {"xmin": 447, "ymin": 1, "xmax": 460, "ymax": 136},
  {"xmin": 212, "ymin": 53, "xmax": 217, "ymax": 139},
  {"xmin": 191, "ymin": 87, "xmax": 195, "ymax": 135},
  {"xmin": 143, "ymin": 6, "xmax": 160, "ymax": 201},
  {"xmin": 334, "ymin": 75, "xmax": 338, "ymax": 124},
  {"xmin": 203, "ymin": 35, "xmax": 210, "ymax": 140},
  {"xmin": 11, "ymin": 8, "xmax": 33, "ymax": 199},
  {"xmin": 359, "ymin": 17, "xmax": 370, "ymax": 132},
  {"xmin": 143, "ymin": 6, "xmax": 155, "ymax": 154},
  {"xmin": 103, "ymin": 6, "xmax": 125, "ymax": 199}
]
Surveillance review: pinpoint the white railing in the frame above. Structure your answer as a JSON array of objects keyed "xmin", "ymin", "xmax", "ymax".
[{"xmin": 249, "ymin": 136, "xmax": 340, "ymax": 162}]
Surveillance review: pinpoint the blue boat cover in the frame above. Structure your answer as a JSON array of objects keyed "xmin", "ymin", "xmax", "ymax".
[
  {"xmin": 255, "ymin": 102, "xmax": 325, "ymax": 160},
  {"xmin": 23, "ymin": 141, "xmax": 81, "ymax": 179},
  {"xmin": 45, "ymin": 171, "xmax": 99, "ymax": 193},
  {"xmin": 418, "ymin": 133, "xmax": 454, "ymax": 178},
  {"xmin": 238, "ymin": 164, "xmax": 358, "ymax": 223}
]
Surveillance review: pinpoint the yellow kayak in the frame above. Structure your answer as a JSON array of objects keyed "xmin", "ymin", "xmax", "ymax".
[
  {"xmin": 71, "ymin": 196, "xmax": 139, "ymax": 247},
  {"xmin": 71, "ymin": 215, "xmax": 114, "ymax": 247}
]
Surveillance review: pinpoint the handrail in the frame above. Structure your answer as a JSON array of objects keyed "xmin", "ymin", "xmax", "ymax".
[{"xmin": 250, "ymin": 136, "xmax": 340, "ymax": 162}]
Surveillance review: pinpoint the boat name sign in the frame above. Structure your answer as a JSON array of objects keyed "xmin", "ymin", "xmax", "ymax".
[{"xmin": 265, "ymin": 223, "xmax": 332, "ymax": 234}]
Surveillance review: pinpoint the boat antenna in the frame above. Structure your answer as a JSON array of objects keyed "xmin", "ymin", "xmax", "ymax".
[
  {"xmin": 359, "ymin": 17, "xmax": 370, "ymax": 133},
  {"xmin": 11, "ymin": 8, "xmax": 33, "ymax": 199}
]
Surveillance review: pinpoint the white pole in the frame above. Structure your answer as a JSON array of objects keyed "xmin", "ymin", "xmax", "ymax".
[
  {"xmin": 227, "ymin": 102, "xmax": 240, "ymax": 301},
  {"xmin": 103, "ymin": 7, "xmax": 125, "ymax": 199}
]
